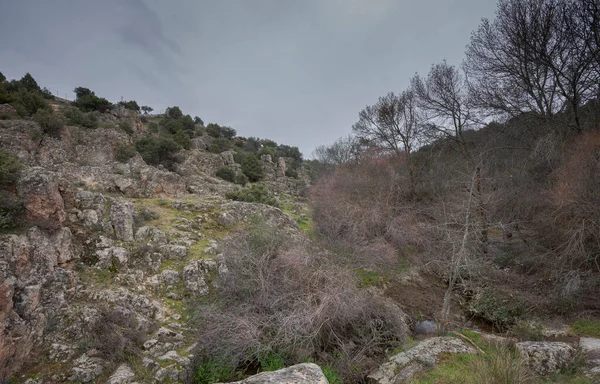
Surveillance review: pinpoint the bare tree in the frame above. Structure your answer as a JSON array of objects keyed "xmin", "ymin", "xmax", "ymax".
[
  {"xmin": 352, "ymin": 90, "xmax": 422, "ymax": 156},
  {"xmin": 313, "ymin": 135, "xmax": 360, "ymax": 166},
  {"xmin": 535, "ymin": 0, "xmax": 600, "ymax": 131},
  {"xmin": 412, "ymin": 61, "xmax": 477, "ymax": 157},
  {"xmin": 413, "ymin": 62, "xmax": 489, "ymax": 250},
  {"xmin": 466, "ymin": 0, "xmax": 600, "ymax": 131},
  {"xmin": 465, "ymin": 0, "xmax": 563, "ymax": 119}
]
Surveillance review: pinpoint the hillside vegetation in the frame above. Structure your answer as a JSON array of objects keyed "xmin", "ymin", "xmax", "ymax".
[{"xmin": 1, "ymin": 0, "xmax": 600, "ymax": 383}]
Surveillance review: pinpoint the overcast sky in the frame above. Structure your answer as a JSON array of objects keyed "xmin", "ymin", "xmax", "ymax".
[{"xmin": 0, "ymin": 0, "xmax": 497, "ymax": 156}]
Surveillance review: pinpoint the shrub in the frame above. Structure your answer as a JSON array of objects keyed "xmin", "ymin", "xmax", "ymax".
[
  {"xmin": 242, "ymin": 137, "xmax": 261, "ymax": 152},
  {"xmin": 148, "ymin": 122, "xmax": 159, "ymax": 133},
  {"xmin": 321, "ymin": 365, "xmax": 343, "ymax": 384},
  {"xmin": 234, "ymin": 173, "xmax": 248, "ymax": 186},
  {"xmin": 117, "ymin": 100, "xmax": 140, "ymax": 113},
  {"xmin": 258, "ymin": 146, "xmax": 276, "ymax": 159},
  {"xmin": 114, "ymin": 143, "xmax": 137, "ymax": 163},
  {"xmin": 135, "ymin": 136, "xmax": 181, "ymax": 167},
  {"xmin": 215, "ymin": 166, "xmax": 236, "ymax": 182},
  {"xmin": 285, "ymin": 168, "xmax": 298, "ymax": 178},
  {"xmin": 276, "ymin": 144, "xmax": 303, "ymax": 164},
  {"xmin": 241, "ymin": 153, "xmax": 264, "ymax": 182},
  {"xmin": 172, "ymin": 129, "xmax": 191, "ymax": 150},
  {"xmin": 64, "ymin": 108, "xmax": 99, "ymax": 129},
  {"xmin": 193, "ymin": 221, "xmax": 408, "ymax": 383},
  {"xmin": 119, "ymin": 120, "xmax": 133, "ymax": 135},
  {"xmin": 73, "ymin": 87, "xmax": 112, "ymax": 112},
  {"xmin": 226, "ymin": 184, "xmax": 279, "ymax": 207},
  {"xmin": 0, "ymin": 150, "xmax": 23, "ymax": 186},
  {"xmin": 34, "ymin": 109, "xmax": 64, "ymax": 138},
  {"xmin": 220, "ymin": 126, "xmax": 236, "ymax": 140},
  {"xmin": 259, "ymin": 351, "xmax": 286, "ymax": 371},
  {"xmin": 468, "ymin": 288, "xmax": 525, "ymax": 330},
  {"xmin": 13, "ymin": 89, "xmax": 49, "ymax": 116},
  {"xmin": 85, "ymin": 307, "xmax": 150, "ymax": 362},
  {"xmin": 209, "ymin": 137, "xmax": 232, "ymax": 154},
  {"xmin": 166, "ymin": 106, "xmax": 183, "ymax": 119},
  {"xmin": 206, "ymin": 123, "xmax": 222, "ymax": 138},
  {"xmin": 194, "ymin": 356, "xmax": 240, "ymax": 384},
  {"xmin": 194, "ymin": 116, "xmax": 204, "ymax": 125},
  {"xmin": 180, "ymin": 114, "xmax": 195, "ymax": 134}
]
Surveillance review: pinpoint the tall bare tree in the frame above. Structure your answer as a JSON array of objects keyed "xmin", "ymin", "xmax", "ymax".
[
  {"xmin": 413, "ymin": 61, "xmax": 489, "ymax": 250},
  {"xmin": 412, "ymin": 61, "xmax": 477, "ymax": 157},
  {"xmin": 536, "ymin": 0, "xmax": 599, "ymax": 131},
  {"xmin": 466, "ymin": 0, "xmax": 600, "ymax": 131},
  {"xmin": 465, "ymin": 0, "xmax": 563, "ymax": 119}
]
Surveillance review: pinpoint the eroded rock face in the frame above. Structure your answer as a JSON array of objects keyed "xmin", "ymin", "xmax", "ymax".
[
  {"xmin": 0, "ymin": 227, "xmax": 78, "ymax": 379},
  {"xmin": 516, "ymin": 341, "xmax": 575, "ymax": 375},
  {"xmin": 182, "ymin": 260, "xmax": 210, "ymax": 295},
  {"xmin": 223, "ymin": 363, "xmax": 329, "ymax": 384},
  {"xmin": 368, "ymin": 337, "xmax": 477, "ymax": 384},
  {"xmin": 17, "ymin": 167, "xmax": 66, "ymax": 229},
  {"xmin": 109, "ymin": 200, "xmax": 135, "ymax": 241}
]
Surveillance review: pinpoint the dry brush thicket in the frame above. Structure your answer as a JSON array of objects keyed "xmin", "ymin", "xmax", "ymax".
[
  {"xmin": 192, "ymin": 219, "xmax": 408, "ymax": 382},
  {"xmin": 308, "ymin": 0, "xmax": 600, "ymax": 326}
]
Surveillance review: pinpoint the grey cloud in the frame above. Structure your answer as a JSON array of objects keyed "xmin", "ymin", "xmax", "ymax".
[{"xmin": 0, "ymin": 0, "xmax": 498, "ymax": 156}]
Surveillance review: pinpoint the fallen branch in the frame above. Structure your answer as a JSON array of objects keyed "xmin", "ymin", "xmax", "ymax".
[{"xmin": 451, "ymin": 330, "xmax": 486, "ymax": 355}]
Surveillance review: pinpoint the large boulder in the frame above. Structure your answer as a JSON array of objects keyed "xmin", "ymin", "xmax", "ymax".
[
  {"xmin": 515, "ymin": 341, "xmax": 575, "ymax": 375},
  {"xmin": 579, "ymin": 338, "xmax": 600, "ymax": 377},
  {"xmin": 109, "ymin": 200, "xmax": 135, "ymax": 241},
  {"xmin": 17, "ymin": 167, "xmax": 66, "ymax": 229},
  {"xmin": 368, "ymin": 337, "xmax": 477, "ymax": 384},
  {"xmin": 222, "ymin": 363, "xmax": 328, "ymax": 384}
]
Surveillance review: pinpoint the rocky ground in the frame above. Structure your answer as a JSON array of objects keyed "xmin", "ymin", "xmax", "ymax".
[{"xmin": 2, "ymin": 112, "xmax": 600, "ymax": 384}]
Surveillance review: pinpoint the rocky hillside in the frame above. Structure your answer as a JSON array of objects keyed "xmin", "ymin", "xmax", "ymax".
[{"xmin": 0, "ymin": 87, "xmax": 324, "ymax": 382}]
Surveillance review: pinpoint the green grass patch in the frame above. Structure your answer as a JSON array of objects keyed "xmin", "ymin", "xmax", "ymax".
[
  {"xmin": 571, "ymin": 319, "xmax": 600, "ymax": 337},
  {"xmin": 259, "ymin": 351, "xmax": 286, "ymax": 371},
  {"xmin": 414, "ymin": 353, "xmax": 479, "ymax": 384},
  {"xmin": 414, "ymin": 337, "xmax": 533, "ymax": 384},
  {"xmin": 195, "ymin": 356, "xmax": 241, "ymax": 384},
  {"xmin": 321, "ymin": 365, "xmax": 343, "ymax": 384},
  {"xmin": 355, "ymin": 268, "xmax": 390, "ymax": 288}
]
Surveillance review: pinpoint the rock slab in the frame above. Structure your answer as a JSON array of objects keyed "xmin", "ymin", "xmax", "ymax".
[
  {"xmin": 515, "ymin": 341, "xmax": 575, "ymax": 375},
  {"xmin": 368, "ymin": 337, "xmax": 476, "ymax": 384},
  {"xmin": 222, "ymin": 363, "xmax": 328, "ymax": 384}
]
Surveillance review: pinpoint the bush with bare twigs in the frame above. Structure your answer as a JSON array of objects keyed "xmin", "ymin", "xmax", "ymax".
[
  {"xmin": 192, "ymin": 218, "xmax": 408, "ymax": 382},
  {"xmin": 83, "ymin": 307, "xmax": 151, "ymax": 362}
]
